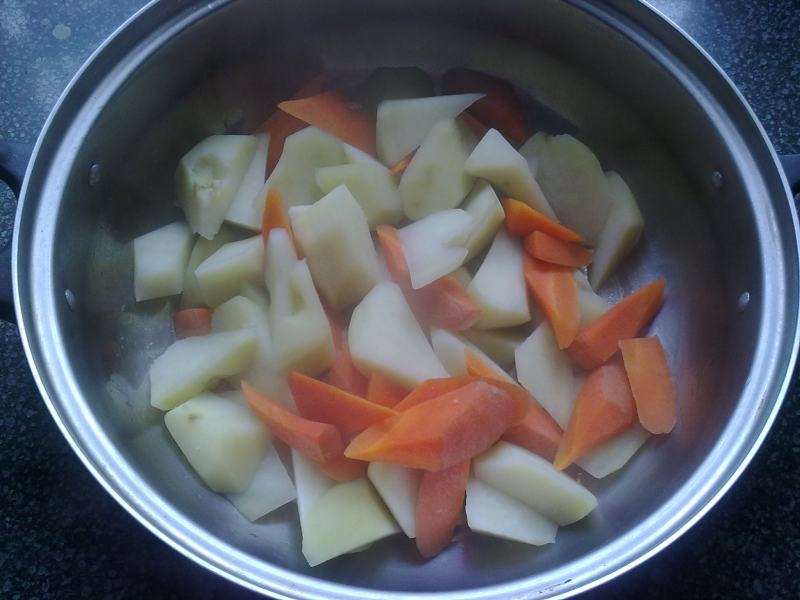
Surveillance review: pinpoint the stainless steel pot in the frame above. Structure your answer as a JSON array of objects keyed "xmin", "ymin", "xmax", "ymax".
[{"xmin": 1, "ymin": 0, "xmax": 799, "ymax": 597}]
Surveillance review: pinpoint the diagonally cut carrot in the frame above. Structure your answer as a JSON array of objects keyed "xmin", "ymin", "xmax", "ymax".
[
  {"xmin": 554, "ymin": 360, "xmax": 636, "ymax": 469},
  {"xmin": 243, "ymin": 381, "xmax": 342, "ymax": 463},
  {"xmin": 389, "ymin": 149, "xmax": 417, "ymax": 177},
  {"xmin": 502, "ymin": 408, "xmax": 563, "ymax": 462},
  {"xmin": 459, "ymin": 112, "xmax": 490, "ymax": 141},
  {"xmin": 323, "ymin": 339, "xmax": 369, "ymax": 397},
  {"xmin": 568, "ymin": 280, "xmax": 666, "ymax": 370},
  {"xmin": 345, "ymin": 381, "xmax": 516, "ymax": 471},
  {"xmin": 261, "ymin": 188, "xmax": 295, "ymax": 250},
  {"xmin": 393, "ymin": 376, "xmax": 478, "ymax": 412},
  {"xmin": 464, "ymin": 350, "xmax": 528, "ymax": 421},
  {"xmin": 524, "ymin": 231, "xmax": 593, "ymax": 268},
  {"xmin": 174, "ymin": 308, "xmax": 212, "ymax": 339},
  {"xmin": 288, "ymin": 372, "xmax": 396, "ymax": 436},
  {"xmin": 319, "ymin": 453, "xmax": 369, "ymax": 482},
  {"xmin": 366, "ymin": 372, "xmax": 409, "ymax": 408},
  {"xmin": 523, "ymin": 254, "xmax": 580, "ymax": 349},
  {"xmin": 620, "ymin": 336, "xmax": 677, "ymax": 434},
  {"xmin": 415, "ymin": 460, "xmax": 470, "ymax": 558},
  {"xmin": 377, "ymin": 225, "xmax": 481, "ymax": 330},
  {"xmin": 502, "ymin": 198, "xmax": 583, "ymax": 243},
  {"xmin": 279, "ymin": 91, "xmax": 377, "ymax": 155}
]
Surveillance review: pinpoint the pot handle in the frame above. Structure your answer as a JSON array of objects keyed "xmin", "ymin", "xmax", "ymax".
[
  {"xmin": 780, "ymin": 154, "xmax": 800, "ymax": 196},
  {"xmin": 0, "ymin": 140, "xmax": 33, "ymax": 323}
]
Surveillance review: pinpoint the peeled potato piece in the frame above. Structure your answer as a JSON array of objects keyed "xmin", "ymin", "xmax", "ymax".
[
  {"xmin": 315, "ymin": 163, "xmax": 403, "ymax": 228},
  {"xmin": 227, "ymin": 445, "xmax": 296, "ymax": 521},
  {"xmin": 195, "ymin": 236, "xmax": 264, "ymax": 307},
  {"xmin": 367, "ymin": 462, "xmax": 421, "ymax": 538},
  {"xmin": 224, "ymin": 133, "xmax": 270, "ymax": 230},
  {"xmin": 134, "ymin": 221, "xmax": 193, "ymax": 302}
]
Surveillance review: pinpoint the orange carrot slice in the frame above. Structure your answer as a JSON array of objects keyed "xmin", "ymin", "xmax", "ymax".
[
  {"xmin": 554, "ymin": 360, "xmax": 636, "ymax": 469},
  {"xmin": 288, "ymin": 372, "xmax": 396, "ymax": 436},
  {"xmin": 366, "ymin": 372, "xmax": 409, "ymax": 408},
  {"xmin": 261, "ymin": 188, "xmax": 295, "ymax": 250},
  {"xmin": 243, "ymin": 381, "xmax": 342, "ymax": 463},
  {"xmin": 345, "ymin": 381, "xmax": 516, "ymax": 471},
  {"xmin": 279, "ymin": 91, "xmax": 377, "ymax": 155},
  {"xmin": 459, "ymin": 112, "xmax": 490, "ymax": 140},
  {"xmin": 319, "ymin": 453, "xmax": 369, "ymax": 482},
  {"xmin": 502, "ymin": 198, "xmax": 583, "ymax": 243},
  {"xmin": 388, "ymin": 149, "xmax": 416, "ymax": 177},
  {"xmin": 377, "ymin": 225, "xmax": 481, "ymax": 330},
  {"xmin": 568, "ymin": 280, "xmax": 666, "ymax": 370},
  {"xmin": 415, "ymin": 460, "xmax": 470, "ymax": 558},
  {"xmin": 393, "ymin": 376, "xmax": 478, "ymax": 412},
  {"xmin": 523, "ymin": 254, "xmax": 580, "ymax": 349},
  {"xmin": 620, "ymin": 336, "xmax": 677, "ymax": 434},
  {"xmin": 524, "ymin": 231, "xmax": 593, "ymax": 268},
  {"xmin": 173, "ymin": 308, "xmax": 212, "ymax": 339},
  {"xmin": 502, "ymin": 408, "xmax": 563, "ymax": 462},
  {"xmin": 441, "ymin": 68, "xmax": 528, "ymax": 145},
  {"xmin": 323, "ymin": 340, "xmax": 369, "ymax": 397},
  {"xmin": 464, "ymin": 350, "xmax": 529, "ymax": 422}
]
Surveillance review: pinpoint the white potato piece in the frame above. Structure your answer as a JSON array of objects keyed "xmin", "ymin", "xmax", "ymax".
[
  {"xmin": 462, "ymin": 328, "xmax": 526, "ymax": 368},
  {"xmin": 466, "ymin": 479, "xmax": 557, "ymax": 546},
  {"xmin": 292, "ymin": 450, "xmax": 336, "ymax": 530},
  {"xmin": 343, "ymin": 143, "xmax": 385, "ymax": 167},
  {"xmin": 349, "ymin": 281, "xmax": 448, "ymax": 388},
  {"xmin": 134, "ymin": 222, "xmax": 193, "ymax": 302},
  {"xmin": 177, "ymin": 135, "xmax": 258, "ymax": 239},
  {"xmin": 399, "ymin": 119, "xmax": 474, "ymax": 220},
  {"xmin": 367, "ymin": 462, "xmax": 421, "ymax": 538},
  {"xmin": 224, "ymin": 133, "xmax": 270, "ymax": 230},
  {"xmin": 450, "ymin": 266, "xmax": 472, "ymax": 289},
  {"xmin": 315, "ymin": 163, "xmax": 403, "ymax": 227},
  {"xmin": 397, "ymin": 208, "xmax": 474, "ymax": 289},
  {"xmin": 263, "ymin": 228, "xmax": 299, "ymax": 325},
  {"xmin": 463, "ymin": 181, "xmax": 505, "ymax": 261},
  {"xmin": 164, "ymin": 392, "xmax": 270, "ymax": 493},
  {"xmin": 227, "ymin": 445, "xmax": 296, "ymax": 521},
  {"xmin": 515, "ymin": 322, "xmax": 575, "ymax": 428},
  {"xmin": 376, "ymin": 93, "xmax": 482, "ymax": 165},
  {"xmin": 260, "ymin": 126, "xmax": 345, "ymax": 213},
  {"xmin": 291, "ymin": 185, "xmax": 382, "ymax": 308},
  {"xmin": 474, "ymin": 442, "xmax": 597, "ymax": 526},
  {"xmin": 150, "ymin": 330, "xmax": 257, "ymax": 410},
  {"xmin": 195, "ymin": 236, "xmax": 264, "ymax": 307},
  {"xmin": 464, "ymin": 129, "xmax": 555, "ymax": 218},
  {"xmin": 430, "ymin": 328, "xmax": 514, "ymax": 382},
  {"xmin": 520, "ymin": 133, "xmax": 612, "ymax": 245},
  {"xmin": 272, "ymin": 259, "xmax": 336, "ymax": 376},
  {"xmin": 589, "ymin": 171, "xmax": 644, "ymax": 289},
  {"xmin": 180, "ymin": 227, "xmax": 240, "ymax": 309},
  {"xmin": 577, "ymin": 424, "xmax": 650, "ymax": 479},
  {"xmin": 469, "ymin": 230, "xmax": 530, "ymax": 329}
]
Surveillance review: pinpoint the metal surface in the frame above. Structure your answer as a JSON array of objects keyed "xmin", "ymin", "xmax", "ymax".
[{"xmin": 2, "ymin": 0, "xmax": 799, "ymax": 598}]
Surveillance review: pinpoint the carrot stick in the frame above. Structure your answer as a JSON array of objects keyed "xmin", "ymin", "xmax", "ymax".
[
  {"xmin": 388, "ymin": 149, "xmax": 416, "ymax": 177},
  {"xmin": 243, "ymin": 381, "xmax": 343, "ymax": 463},
  {"xmin": 345, "ymin": 381, "xmax": 516, "ymax": 471},
  {"xmin": 464, "ymin": 350, "xmax": 529, "ymax": 422},
  {"xmin": 442, "ymin": 68, "xmax": 528, "ymax": 145},
  {"xmin": 173, "ymin": 308, "xmax": 212, "ymax": 339},
  {"xmin": 279, "ymin": 91, "xmax": 377, "ymax": 155},
  {"xmin": 553, "ymin": 360, "xmax": 636, "ymax": 469},
  {"xmin": 524, "ymin": 231, "xmax": 593, "ymax": 268},
  {"xmin": 523, "ymin": 254, "xmax": 580, "ymax": 349},
  {"xmin": 502, "ymin": 198, "xmax": 583, "ymax": 242},
  {"xmin": 366, "ymin": 372, "xmax": 409, "ymax": 408},
  {"xmin": 288, "ymin": 372, "xmax": 396, "ymax": 436},
  {"xmin": 620, "ymin": 336, "xmax": 677, "ymax": 434},
  {"xmin": 459, "ymin": 112, "xmax": 490, "ymax": 141},
  {"xmin": 261, "ymin": 188, "xmax": 295, "ymax": 252},
  {"xmin": 376, "ymin": 225, "xmax": 481, "ymax": 330},
  {"xmin": 319, "ymin": 453, "xmax": 369, "ymax": 482},
  {"xmin": 568, "ymin": 280, "xmax": 666, "ymax": 370},
  {"xmin": 502, "ymin": 408, "xmax": 563, "ymax": 462},
  {"xmin": 415, "ymin": 460, "xmax": 470, "ymax": 558},
  {"xmin": 323, "ymin": 340, "xmax": 369, "ymax": 397},
  {"xmin": 393, "ymin": 376, "xmax": 478, "ymax": 412}
]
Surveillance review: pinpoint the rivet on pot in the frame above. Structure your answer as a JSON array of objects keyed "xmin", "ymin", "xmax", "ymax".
[
  {"xmin": 89, "ymin": 163, "xmax": 101, "ymax": 186},
  {"xmin": 64, "ymin": 288, "xmax": 76, "ymax": 311},
  {"xmin": 711, "ymin": 170, "xmax": 724, "ymax": 189},
  {"xmin": 737, "ymin": 291, "xmax": 750, "ymax": 311}
]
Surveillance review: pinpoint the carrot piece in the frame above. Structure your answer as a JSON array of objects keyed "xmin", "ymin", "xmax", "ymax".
[
  {"xmin": 345, "ymin": 381, "xmax": 516, "ymax": 471},
  {"xmin": 366, "ymin": 372, "xmax": 409, "ymax": 408},
  {"xmin": 524, "ymin": 231, "xmax": 593, "ymax": 268},
  {"xmin": 620, "ymin": 337, "xmax": 677, "ymax": 434},
  {"xmin": 441, "ymin": 68, "xmax": 528, "ymax": 145},
  {"xmin": 388, "ymin": 149, "xmax": 416, "ymax": 177},
  {"xmin": 279, "ymin": 91, "xmax": 377, "ymax": 155},
  {"xmin": 523, "ymin": 254, "xmax": 580, "ymax": 349},
  {"xmin": 323, "ymin": 340, "xmax": 369, "ymax": 397},
  {"xmin": 261, "ymin": 188, "xmax": 295, "ymax": 250},
  {"xmin": 459, "ymin": 112, "xmax": 490, "ymax": 141},
  {"xmin": 319, "ymin": 453, "xmax": 369, "ymax": 482},
  {"xmin": 502, "ymin": 198, "xmax": 583, "ymax": 243},
  {"xmin": 502, "ymin": 408, "xmax": 563, "ymax": 462},
  {"xmin": 376, "ymin": 225, "xmax": 481, "ymax": 330},
  {"xmin": 173, "ymin": 308, "xmax": 212, "ymax": 339},
  {"xmin": 463, "ymin": 350, "xmax": 528, "ymax": 422},
  {"xmin": 415, "ymin": 460, "xmax": 470, "ymax": 558},
  {"xmin": 288, "ymin": 372, "xmax": 396, "ymax": 436},
  {"xmin": 568, "ymin": 280, "xmax": 666, "ymax": 370},
  {"xmin": 242, "ymin": 381, "xmax": 343, "ymax": 463},
  {"xmin": 553, "ymin": 360, "xmax": 636, "ymax": 469},
  {"xmin": 394, "ymin": 376, "xmax": 478, "ymax": 412},
  {"xmin": 321, "ymin": 301, "xmax": 345, "ymax": 350}
]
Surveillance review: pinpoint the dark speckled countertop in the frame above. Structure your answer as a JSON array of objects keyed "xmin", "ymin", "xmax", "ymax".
[{"xmin": 1, "ymin": 1, "xmax": 799, "ymax": 598}]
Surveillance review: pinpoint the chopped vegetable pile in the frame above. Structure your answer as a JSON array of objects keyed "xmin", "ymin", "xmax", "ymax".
[{"xmin": 130, "ymin": 67, "xmax": 674, "ymax": 566}]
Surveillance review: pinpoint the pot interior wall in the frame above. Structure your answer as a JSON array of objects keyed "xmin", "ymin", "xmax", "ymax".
[{"xmin": 46, "ymin": 0, "xmax": 772, "ymax": 592}]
